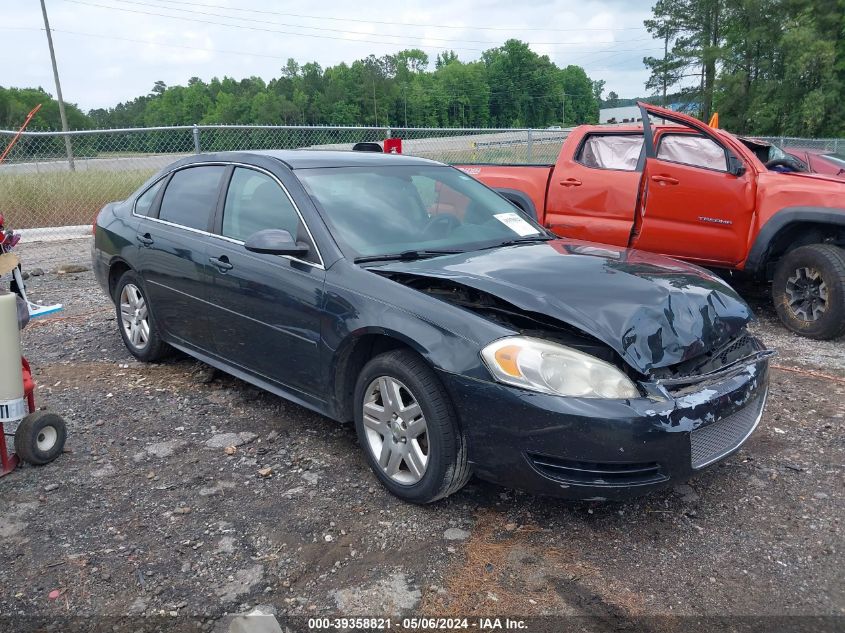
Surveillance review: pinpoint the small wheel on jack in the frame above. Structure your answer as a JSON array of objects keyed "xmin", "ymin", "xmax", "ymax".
[{"xmin": 14, "ymin": 411, "xmax": 67, "ymax": 466}]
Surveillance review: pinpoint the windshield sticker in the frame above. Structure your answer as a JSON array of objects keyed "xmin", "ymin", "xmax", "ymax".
[{"xmin": 494, "ymin": 212, "xmax": 540, "ymax": 237}]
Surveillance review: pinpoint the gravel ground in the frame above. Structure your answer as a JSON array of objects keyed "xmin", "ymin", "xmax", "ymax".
[{"xmin": 1, "ymin": 239, "xmax": 842, "ymax": 629}]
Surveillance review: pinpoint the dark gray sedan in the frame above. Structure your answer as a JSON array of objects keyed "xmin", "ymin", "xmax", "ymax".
[{"xmin": 93, "ymin": 150, "xmax": 771, "ymax": 503}]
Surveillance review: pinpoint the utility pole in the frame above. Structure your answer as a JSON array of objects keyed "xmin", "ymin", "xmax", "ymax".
[
  {"xmin": 662, "ymin": 32, "xmax": 669, "ymax": 107},
  {"xmin": 372, "ymin": 78, "xmax": 378, "ymax": 126},
  {"xmin": 403, "ymin": 84, "xmax": 408, "ymax": 128},
  {"xmin": 561, "ymin": 92, "xmax": 565, "ymax": 126},
  {"xmin": 40, "ymin": 0, "xmax": 74, "ymax": 171}
]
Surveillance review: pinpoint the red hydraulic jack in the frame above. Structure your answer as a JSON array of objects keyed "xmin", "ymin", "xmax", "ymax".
[
  {"xmin": 0, "ymin": 293, "xmax": 67, "ymax": 477},
  {"xmin": 0, "ymin": 358, "xmax": 37, "ymax": 475}
]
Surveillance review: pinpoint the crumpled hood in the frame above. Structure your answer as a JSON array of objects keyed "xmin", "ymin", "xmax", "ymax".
[{"xmin": 377, "ymin": 240, "xmax": 752, "ymax": 374}]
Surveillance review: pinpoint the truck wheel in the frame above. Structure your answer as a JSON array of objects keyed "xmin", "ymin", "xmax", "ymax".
[
  {"xmin": 772, "ymin": 244, "xmax": 845, "ymax": 340},
  {"xmin": 14, "ymin": 411, "xmax": 67, "ymax": 466}
]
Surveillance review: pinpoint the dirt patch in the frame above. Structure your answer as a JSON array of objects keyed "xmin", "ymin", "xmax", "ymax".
[{"xmin": 0, "ymin": 238, "xmax": 841, "ymax": 625}]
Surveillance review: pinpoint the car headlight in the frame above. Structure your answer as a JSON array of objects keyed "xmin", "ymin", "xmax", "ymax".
[{"xmin": 481, "ymin": 336, "xmax": 639, "ymax": 399}]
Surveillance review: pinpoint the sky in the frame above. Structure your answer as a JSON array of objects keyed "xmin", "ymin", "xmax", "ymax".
[{"xmin": 1, "ymin": 0, "xmax": 657, "ymax": 112}]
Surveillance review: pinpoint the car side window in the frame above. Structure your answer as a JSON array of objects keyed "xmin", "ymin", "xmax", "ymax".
[
  {"xmin": 576, "ymin": 134, "xmax": 644, "ymax": 171},
  {"xmin": 657, "ymin": 134, "xmax": 728, "ymax": 171},
  {"xmin": 134, "ymin": 179, "xmax": 164, "ymax": 217},
  {"xmin": 158, "ymin": 165, "xmax": 225, "ymax": 231},
  {"xmin": 222, "ymin": 167, "xmax": 310, "ymax": 251}
]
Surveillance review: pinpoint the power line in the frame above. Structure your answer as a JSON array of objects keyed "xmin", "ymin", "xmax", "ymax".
[
  {"xmin": 100, "ymin": 0, "xmax": 655, "ymax": 47},
  {"xmin": 134, "ymin": 0, "xmax": 650, "ymax": 33},
  {"xmin": 59, "ymin": 0, "xmax": 488, "ymax": 52},
  {"xmin": 44, "ymin": 28, "xmax": 607, "ymax": 99},
  {"xmin": 43, "ymin": 26, "xmax": 662, "ymax": 78},
  {"xmin": 50, "ymin": 28, "xmax": 307, "ymax": 61},
  {"xmin": 60, "ymin": 0, "xmax": 659, "ymax": 53}
]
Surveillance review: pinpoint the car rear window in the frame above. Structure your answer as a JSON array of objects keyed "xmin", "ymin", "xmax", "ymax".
[
  {"xmin": 158, "ymin": 165, "xmax": 225, "ymax": 231},
  {"xmin": 823, "ymin": 153, "xmax": 845, "ymax": 168}
]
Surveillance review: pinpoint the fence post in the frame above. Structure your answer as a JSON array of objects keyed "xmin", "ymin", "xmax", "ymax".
[
  {"xmin": 192, "ymin": 124, "xmax": 201, "ymax": 154},
  {"xmin": 835, "ymin": 139, "xmax": 839, "ymax": 154},
  {"xmin": 527, "ymin": 129, "xmax": 533, "ymax": 163}
]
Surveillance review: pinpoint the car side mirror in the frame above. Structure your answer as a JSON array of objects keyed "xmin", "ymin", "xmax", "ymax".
[
  {"xmin": 244, "ymin": 229, "xmax": 309, "ymax": 257},
  {"xmin": 728, "ymin": 155, "xmax": 746, "ymax": 177}
]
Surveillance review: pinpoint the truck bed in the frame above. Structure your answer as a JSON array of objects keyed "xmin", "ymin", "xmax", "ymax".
[{"xmin": 454, "ymin": 164, "xmax": 553, "ymax": 222}]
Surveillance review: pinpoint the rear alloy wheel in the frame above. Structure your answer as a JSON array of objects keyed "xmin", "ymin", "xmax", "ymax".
[
  {"xmin": 114, "ymin": 270, "xmax": 170, "ymax": 361},
  {"xmin": 120, "ymin": 283, "xmax": 150, "ymax": 350},
  {"xmin": 354, "ymin": 349, "xmax": 471, "ymax": 503},
  {"xmin": 773, "ymin": 244, "xmax": 845, "ymax": 340}
]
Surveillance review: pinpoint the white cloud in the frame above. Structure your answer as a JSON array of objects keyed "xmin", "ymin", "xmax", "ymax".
[
  {"xmin": 0, "ymin": 0, "xmax": 659, "ymax": 111},
  {"xmin": 138, "ymin": 30, "xmax": 215, "ymax": 64}
]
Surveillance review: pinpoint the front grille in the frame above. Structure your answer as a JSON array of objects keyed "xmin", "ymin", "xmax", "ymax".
[
  {"xmin": 690, "ymin": 393, "xmax": 766, "ymax": 469},
  {"xmin": 528, "ymin": 454, "xmax": 668, "ymax": 487}
]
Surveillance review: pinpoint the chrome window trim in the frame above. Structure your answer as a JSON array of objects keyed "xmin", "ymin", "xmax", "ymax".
[{"xmin": 132, "ymin": 161, "xmax": 325, "ymax": 270}]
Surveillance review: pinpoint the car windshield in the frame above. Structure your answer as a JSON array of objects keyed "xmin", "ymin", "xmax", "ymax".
[
  {"xmin": 296, "ymin": 165, "xmax": 548, "ymax": 259},
  {"xmin": 823, "ymin": 152, "xmax": 845, "ymax": 168}
]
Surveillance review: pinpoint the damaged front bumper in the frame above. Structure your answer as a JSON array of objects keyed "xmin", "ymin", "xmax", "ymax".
[{"xmin": 439, "ymin": 342, "xmax": 771, "ymax": 501}]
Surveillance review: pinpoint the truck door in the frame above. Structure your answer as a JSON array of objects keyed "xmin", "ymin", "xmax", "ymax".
[
  {"xmin": 631, "ymin": 105, "xmax": 756, "ymax": 266},
  {"xmin": 544, "ymin": 131, "xmax": 644, "ymax": 247}
]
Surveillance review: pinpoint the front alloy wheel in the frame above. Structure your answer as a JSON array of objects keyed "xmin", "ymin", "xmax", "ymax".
[
  {"xmin": 362, "ymin": 376, "xmax": 429, "ymax": 484},
  {"xmin": 354, "ymin": 349, "xmax": 471, "ymax": 503}
]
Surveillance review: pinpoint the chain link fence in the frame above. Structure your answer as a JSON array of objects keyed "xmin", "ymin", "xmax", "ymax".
[
  {"xmin": 1, "ymin": 124, "xmax": 841, "ymax": 240},
  {"xmin": 0, "ymin": 125, "xmax": 570, "ymax": 240}
]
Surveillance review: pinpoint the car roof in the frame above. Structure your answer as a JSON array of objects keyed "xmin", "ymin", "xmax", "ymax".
[{"xmin": 203, "ymin": 149, "xmax": 446, "ymax": 169}]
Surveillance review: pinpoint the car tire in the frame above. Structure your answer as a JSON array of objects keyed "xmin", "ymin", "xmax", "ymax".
[
  {"xmin": 353, "ymin": 349, "xmax": 471, "ymax": 503},
  {"xmin": 14, "ymin": 411, "xmax": 67, "ymax": 466},
  {"xmin": 114, "ymin": 270, "xmax": 170, "ymax": 361},
  {"xmin": 772, "ymin": 244, "xmax": 845, "ymax": 340}
]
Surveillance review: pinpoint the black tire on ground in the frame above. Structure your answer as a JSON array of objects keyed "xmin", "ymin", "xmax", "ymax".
[
  {"xmin": 113, "ymin": 269, "xmax": 170, "ymax": 362},
  {"xmin": 772, "ymin": 244, "xmax": 845, "ymax": 340},
  {"xmin": 353, "ymin": 349, "xmax": 472, "ymax": 503},
  {"xmin": 14, "ymin": 411, "xmax": 67, "ymax": 466}
]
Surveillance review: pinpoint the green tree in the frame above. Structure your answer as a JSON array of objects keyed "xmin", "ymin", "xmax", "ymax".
[{"xmin": 644, "ymin": 0, "xmax": 724, "ymax": 118}]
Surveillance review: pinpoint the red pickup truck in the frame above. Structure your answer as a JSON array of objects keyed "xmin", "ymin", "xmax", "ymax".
[{"xmin": 458, "ymin": 102, "xmax": 845, "ymax": 340}]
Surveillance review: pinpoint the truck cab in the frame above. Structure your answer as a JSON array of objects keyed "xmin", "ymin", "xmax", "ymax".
[{"xmin": 460, "ymin": 102, "xmax": 845, "ymax": 340}]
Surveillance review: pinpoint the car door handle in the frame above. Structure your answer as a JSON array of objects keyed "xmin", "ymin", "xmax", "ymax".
[
  {"xmin": 209, "ymin": 256, "xmax": 233, "ymax": 272},
  {"xmin": 136, "ymin": 233, "xmax": 154, "ymax": 247},
  {"xmin": 560, "ymin": 178, "xmax": 582, "ymax": 187},
  {"xmin": 651, "ymin": 175, "xmax": 679, "ymax": 185}
]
